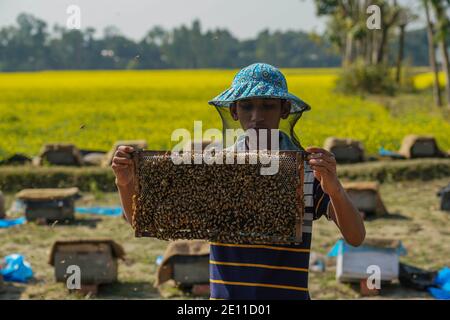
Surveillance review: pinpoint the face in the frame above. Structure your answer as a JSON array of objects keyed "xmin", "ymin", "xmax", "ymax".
[{"xmin": 230, "ymin": 98, "xmax": 290, "ymax": 131}]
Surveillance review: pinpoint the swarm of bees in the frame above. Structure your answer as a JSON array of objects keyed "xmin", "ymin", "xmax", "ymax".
[{"xmin": 132, "ymin": 150, "xmax": 305, "ymax": 244}]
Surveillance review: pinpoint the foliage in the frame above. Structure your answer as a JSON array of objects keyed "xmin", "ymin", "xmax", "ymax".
[
  {"xmin": 0, "ymin": 13, "xmax": 432, "ymax": 71},
  {"xmin": 335, "ymin": 60, "xmax": 397, "ymax": 95}
]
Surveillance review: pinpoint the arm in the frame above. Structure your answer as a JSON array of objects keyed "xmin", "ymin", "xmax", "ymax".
[
  {"xmin": 306, "ymin": 147, "xmax": 366, "ymax": 246},
  {"xmin": 111, "ymin": 145, "xmax": 136, "ymax": 225},
  {"xmin": 116, "ymin": 178, "xmax": 135, "ymax": 224}
]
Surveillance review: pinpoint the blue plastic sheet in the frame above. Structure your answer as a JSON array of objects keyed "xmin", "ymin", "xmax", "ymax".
[
  {"xmin": 428, "ymin": 267, "xmax": 450, "ymax": 300},
  {"xmin": 0, "ymin": 254, "xmax": 33, "ymax": 283},
  {"xmin": 75, "ymin": 206, "xmax": 123, "ymax": 217},
  {"xmin": 0, "ymin": 217, "xmax": 26, "ymax": 228},
  {"xmin": 378, "ymin": 147, "xmax": 404, "ymax": 159},
  {"xmin": 327, "ymin": 239, "xmax": 407, "ymax": 257},
  {"xmin": 156, "ymin": 255, "xmax": 164, "ymax": 266}
]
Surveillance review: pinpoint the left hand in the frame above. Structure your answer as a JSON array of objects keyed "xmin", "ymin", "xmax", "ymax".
[{"xmin": 306, "ymin": 147, "xmax": 341, "ymax": 196}]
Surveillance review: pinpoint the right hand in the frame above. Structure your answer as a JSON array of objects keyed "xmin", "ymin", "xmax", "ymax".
[{"xmin": 112, "ymin": 146, "xmax": 135, "ymax": 186}]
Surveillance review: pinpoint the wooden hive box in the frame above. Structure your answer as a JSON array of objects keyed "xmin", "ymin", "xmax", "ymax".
[
  {"xmin": 0, "ymin": 190, "xmax": 5, "ymax": 219},
  {"xmin": 334, "ymin": 238, "xmax": 404, "ymax": 283},
  {"xmin": 36, "ymin": 143, "xmax": 84, "ymax": 166},
  {"xmin": 49, "ymin": 239, "xmax": 125, "ymax": 285},
  {"xmin": 438, "ymin": 184, "xmax": 450, "ymax": 211},
  {"xmin": 16, "ymin": 187, "xmax": 79, "ymax": 222},
  {"xmin": 156, "ymin": 240, "xmax": 210, "ymax": 288},
  {"xmin": 323, "ymin": 137, "xmax": 365, "ymax": 163},
  {"xmin": 399, "ymin": 135, "xmax": 446, "ymax": 159},
  {"xmin": 343, "ymin": 182, "xmax": 388, "ymax": 217},
  {"xmin": 0, "ymin": 153, "xmax": 31, "ymax": 166}
]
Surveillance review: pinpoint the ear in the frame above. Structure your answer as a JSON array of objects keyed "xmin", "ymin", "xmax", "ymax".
[
  {"xmin": 230, "ymin": 103, "xmax": 239, "ymax": 121},
  {"xmin": 280, "ymin": 100, "xmax": 291, "ymax": 119}
]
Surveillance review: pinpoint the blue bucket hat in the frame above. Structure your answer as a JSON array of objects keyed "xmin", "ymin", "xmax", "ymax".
[{"xmin": 208, "ymin": 63, "xmax": 311, "ymax": 113}]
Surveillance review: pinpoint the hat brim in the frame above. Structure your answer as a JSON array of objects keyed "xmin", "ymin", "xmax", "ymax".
[{"xmin": 208, "ymin": 82, "xmax": 311, "ymax": 113}]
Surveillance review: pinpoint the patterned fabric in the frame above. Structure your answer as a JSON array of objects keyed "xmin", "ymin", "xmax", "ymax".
[
  {"xmin": 209, "ymin": 133, "xmax": 331, "ymax": 300},
  {"xmin": 208, "ymin": 63, "xmax": 311, "ymax": 114}
]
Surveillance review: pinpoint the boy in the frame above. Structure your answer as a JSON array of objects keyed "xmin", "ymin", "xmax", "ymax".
[{"xmin": 113, "ymin": 63, "xmax": 365, "ymax": 300}]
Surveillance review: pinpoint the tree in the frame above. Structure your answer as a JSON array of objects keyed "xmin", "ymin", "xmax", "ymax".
[
  {"xmin": 0, "ymin": 11, "xmax": 433, "ymax": 71},
  {"xmin": 424, "ymin": 0, "xmax": 443, "ymax": 107},
  {"xmin": 314, "ymin": 0, "xmax": 407, "ymax": 67},
  {"xmin": 313, "ymin": 0, "xmax": 410, "ymax": 94},
  {"xmin": 429, "ymin": 0, "xmax": 450, "ymax": 109}
]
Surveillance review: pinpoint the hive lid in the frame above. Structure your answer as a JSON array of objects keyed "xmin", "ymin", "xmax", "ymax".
[
  {"xmin": 324, "ymin": 137, "xmax": 364, "ymax": 149},
  {"xmin": 342, "ymin": 181, "xmax": 379, "ymax": 191},
  {"xmin": 363, "ymin": 238, "xmax": 402, "ymax": 249},
  {"xmin": 16, "ymin": 187, "xmax": 80, "ymax": 200},
  {"xmin": 48, "ymin": 238, "xmax": 125, "ymax": 265},
  {"xmin": 328, "ymin": 238, "xmax": 406, "ymax": 257}
]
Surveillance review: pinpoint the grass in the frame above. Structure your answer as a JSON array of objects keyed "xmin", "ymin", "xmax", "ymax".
[
  {"xmin": 0, "ymin": 69, "xmax": 449, "ymax": 161},
  {"xmin": 1, "ymin": 178, "xmax": 448, "ymax": 300}
]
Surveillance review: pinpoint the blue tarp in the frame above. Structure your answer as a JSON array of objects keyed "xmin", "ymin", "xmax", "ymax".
[
  {"xmin": 428, "ymin": 267, "xmax": 450, "ymax": 300},
  {"xmin": 327, "ymin": 239, "xmax": 407, "ymax": 257},
  {"xmin": 75, "ymin": 206, "xmax": 123, "ymax": 217},
  {"xmin": 0, "ymin": 217, "xmax": 26, "ymax": 228},
  {"xmin": 378, "ymin": 147, "xmax": 404, "ymax": 159},
  {"xmin": 0, "ymin": 254, "xmax": 33, "ymax": 283}
]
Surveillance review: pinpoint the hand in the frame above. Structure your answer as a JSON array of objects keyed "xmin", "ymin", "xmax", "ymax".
[
  {"xmin": 306, "ymin": 147, "xmax": 341, "ymax": 196},
  {"xmin": 111, "ymin": 146, "xmax": 135, "ymax": 187}
]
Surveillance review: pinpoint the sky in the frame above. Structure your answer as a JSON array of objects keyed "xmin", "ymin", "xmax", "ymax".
[{"xmin": 0, "ymin": 0, "xmax": 328, "ymax": 40}]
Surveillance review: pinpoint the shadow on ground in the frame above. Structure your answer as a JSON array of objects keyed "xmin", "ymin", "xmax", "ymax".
[{"xmin": 0, "ymin": 282, "xmax": 26, "ymax": 300}]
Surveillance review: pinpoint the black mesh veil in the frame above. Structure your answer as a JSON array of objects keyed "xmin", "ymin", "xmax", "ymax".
[{"xmin": 213, "ymin": 104, "xmax": 307, "ymax": 151}]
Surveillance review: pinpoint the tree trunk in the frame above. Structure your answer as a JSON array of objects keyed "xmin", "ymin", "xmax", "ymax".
[
  {"xmin": 376, "ymin": 27, "xmax": 389, "ymax": 64},
  {"xmin": 432, "ymin": 0, "xmax": 450, "ymax": 109},
  {"xmin": 439, "ymin": 39, "xmax": 450, "ymax": 109},
  {"xmin": 344, "ymin": 32, "xmax": 354, "ymax": 66},
  {"xmin": 424, "ymin": 0, "xmax": 443, "ymax": 107},
  {"xmin": 396, "ymin": 25, "xmax": 406, "ymax": 84}
]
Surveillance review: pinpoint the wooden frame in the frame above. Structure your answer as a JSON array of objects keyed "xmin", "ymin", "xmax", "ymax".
[{"xmin": 132, "ymin": 150, "xmax": 306, "ymax": 244}]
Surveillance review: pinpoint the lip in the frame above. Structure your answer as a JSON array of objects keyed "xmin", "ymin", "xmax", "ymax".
[{"xmin": 247, "ymin": 125, "xmax": 270, "ymax": 130}]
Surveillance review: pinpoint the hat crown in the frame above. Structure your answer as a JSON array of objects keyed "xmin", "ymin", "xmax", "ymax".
[{"xmin": 232, "ymin": 63, "xmax": 288, "ymax": 91}]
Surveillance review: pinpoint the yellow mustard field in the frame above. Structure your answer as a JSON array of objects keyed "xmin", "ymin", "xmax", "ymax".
[{"xmin": 0, "ymin": 69, "xmax": 449, "ymax": 159}]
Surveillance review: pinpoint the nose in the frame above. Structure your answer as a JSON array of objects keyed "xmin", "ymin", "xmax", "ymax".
[{"xmin": 250, "ymin": 108, "xmax": 265, "ymax": 124}]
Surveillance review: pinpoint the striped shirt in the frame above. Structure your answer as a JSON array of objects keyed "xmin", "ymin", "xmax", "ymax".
[{"xmin": 210, "ymin": 132, "xmax": 331, "ymax": 300}]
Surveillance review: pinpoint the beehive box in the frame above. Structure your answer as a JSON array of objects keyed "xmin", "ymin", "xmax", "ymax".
[
  {"xmin": 399, "ymin": 135, "xmax": 445, "ymax": 158},
  {"xmin": 343, "ymin": 182, "xmax": 388, "ymax": 217},
  {"xmin": 172, "ymin": 255, "xmax": 210, "ymax": 286},
  {"xmin": 16, "ymin": 188, "xmax": 79, "ymax": 222},
  {"xmin": 0, "ymin": 191, "xmax": 5, "ymax": 219},
  {"xmin": 132, "ymin": 150, "xmax": 306, "ymax": 244},
  {"xmin": 36, "ymin": 143, "xmax": 84, "ymax": 166},
  {"xmin": 335, "ymin": 238, "xmax": 403, "ymax": 283},
  {"xmin": 49, "ymin": 239, "xmax": 125, "ymax": 285},
  {"xmin": 156, "ymin": 240, "xmax": 210, "ymax": 288},
  {"xmin": 323, "ymin": 137, "xmax": 364, "ymax": 163},
  {"xmin": 438, "ymin": 184, "xmax": 450, "ymax": 211}
]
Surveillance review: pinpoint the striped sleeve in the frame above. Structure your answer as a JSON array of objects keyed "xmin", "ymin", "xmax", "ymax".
[{"xmin": 312, "ymin": 178, "xmax": 331, "ymax": 221}]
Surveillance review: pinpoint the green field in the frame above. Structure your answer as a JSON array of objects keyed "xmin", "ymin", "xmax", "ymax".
[{"xmin": 1, "ymin": 69, "xmax": 449, "ymax": 160}]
